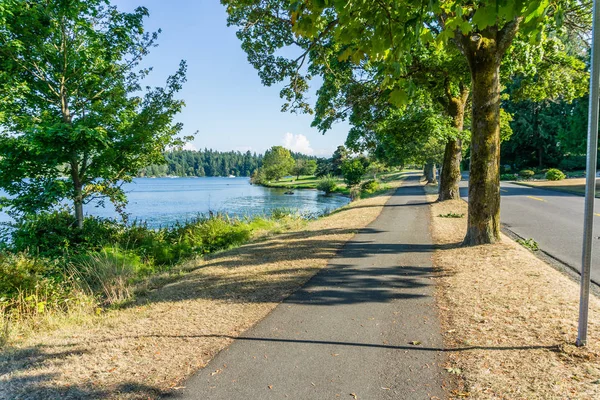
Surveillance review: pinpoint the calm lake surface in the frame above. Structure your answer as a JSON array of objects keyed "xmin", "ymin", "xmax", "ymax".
[{"xmin": 0, "ymin": 177, "xmax": 350, "ymax": 228}]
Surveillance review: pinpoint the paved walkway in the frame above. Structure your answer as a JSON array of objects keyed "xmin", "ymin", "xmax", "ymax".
[{"xmin": 173, "ymin": 175, "xmax": 449, "ymax": 399}]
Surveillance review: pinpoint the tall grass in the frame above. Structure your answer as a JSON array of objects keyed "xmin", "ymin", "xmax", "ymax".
[{"xmin": 0, "ymin": 210, "xmax": 308, "ymax": 346}]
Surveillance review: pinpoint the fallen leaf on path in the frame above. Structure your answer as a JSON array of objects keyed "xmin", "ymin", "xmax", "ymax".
[
  {"xmin": 350, "ymin": 393, "xmax": 358, "ymax": 399},
  {"xmin": 268, "ymin": 385, "xmax": 273, "ymax": 389},
  {"xmin": 211, "ymin": 369, "xmax": 222, "ymax": 376},
  {"xmin": 445, "ymin": 367, "xmax": 462, "ymax": 375},
  {"xmin": 409, "ymin": 341, "xmax": 422, "ymax": 345}
]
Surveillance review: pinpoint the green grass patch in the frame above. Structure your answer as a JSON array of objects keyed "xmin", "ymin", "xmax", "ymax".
[{"xmin": 438, "ymin": 212, "xmax": 465, "ymax": 218}]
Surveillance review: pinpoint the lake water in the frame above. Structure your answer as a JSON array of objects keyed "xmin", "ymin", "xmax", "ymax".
[{"xmin": 0, "ymin": 177, "xmax": 349, "ymax": 228}]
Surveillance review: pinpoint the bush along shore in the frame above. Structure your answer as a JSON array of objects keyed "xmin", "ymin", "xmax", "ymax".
[
  {"xmin": 0, "ymin": 208, "xmax": 308, "ymax": 346},
  {"xmin": 254, "ymin": 170, "xmax": 406, "ymax": 199}
]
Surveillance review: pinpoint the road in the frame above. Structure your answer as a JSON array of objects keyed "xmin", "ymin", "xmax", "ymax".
[
  {"xmin": 174, "ymin": 175, "xmax": 450, "ymax": 399},
  {"xmin": 460, "ymin": 181, "xmax": 600, "ymax": 284}
]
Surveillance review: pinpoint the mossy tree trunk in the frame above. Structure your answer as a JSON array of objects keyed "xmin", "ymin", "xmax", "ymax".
[
  {"xmin": 438, "ymin": 82, "xmax": 469, "ymax": 201},
  {"xmin": 425, "ymin": 161, "xmax": 438, "ymax": 184},
  {"xmin": 457, "ymin": 21, "xmax": 520, "ymax": 245}
]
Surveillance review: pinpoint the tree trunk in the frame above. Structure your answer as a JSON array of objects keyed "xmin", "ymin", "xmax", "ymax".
[
  {"xmin": 70, "ymin": 161, "xmax": 84, "ymax": 229},
  {"xmin": 439, "ymin": 85, "xmax": 468, "ymax": 201},
  {"xmin": 74, "ymin": 196, "xmax": 84, "ymax": 230},
  {"xmin": 438, "ymin": 138, "xmax": 463, "ymax": 200},
  {"xmin": 425, "ymin": 162, "xmax": 438, "ymax": 184},
  {"xmin": 464, "ymin": 48, "xmax": 502, "ymax": 245}
]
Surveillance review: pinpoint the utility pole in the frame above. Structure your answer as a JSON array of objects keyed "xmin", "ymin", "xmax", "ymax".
[{"xmin": 577, "ymin": 0, "xmax": 600, "ymax": 347}]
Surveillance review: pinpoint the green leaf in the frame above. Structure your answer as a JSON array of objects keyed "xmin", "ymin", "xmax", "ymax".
[
  {"xmin": 389, "ymin": 88, "xmax": 409, "ymax": 107},
  {"xmin": 471, "ymin": 5, "xmax": 497, "ymax": 30}
]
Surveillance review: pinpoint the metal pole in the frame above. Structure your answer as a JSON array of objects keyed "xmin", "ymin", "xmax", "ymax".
[{"xmin": 577, "ymin": 0, "xmax": 600, "ymax": 347}]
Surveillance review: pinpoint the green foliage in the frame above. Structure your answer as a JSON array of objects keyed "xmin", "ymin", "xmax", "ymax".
[
  {"xmin": 0, "ymin": 0, "xmax": 188, "ymax": 226},
  {"xmin": 291, "ymin": 159, "xmax": 318, "ymax": 178},
  {"xmin": 139, "ymin": 149, "xmax": 318, "ymax": 178},
  {"xmin": 546, "ymin": 168, "xmax": 566, "ymax": 181},
  {"xmin": 360, "ymin": 180, "xmax": 380, "ymax": 195},
  {"xmin": 315, "ymin": 158, "xmax": 333, "ymax": 177},
  {"xmin": 341, "ymin": 159, "xmax": 366, "ymax": 187},
  {"xmin": 5, "ymin": 210, "xmax": 121, "ymax": 258},
  {"xmin": 0, "ymin": 253, "xmax": 54, "ymax": 298},
  {"xmin": 262, "ymin": 146, "xmax": 295, "ymax": 181},
  {"xmin": 331, "ymin": 146, "xmax": 349, "ymax": 176},
  {"xmin": 72, "ymin": 247, "xmax": 142, "ymax": 305},
  {"xmin": 500, "ymin": 174, "xmax": 517, "ymax": 181},
  {"xmin": 317, "ymin": 177, "xmax": 338, "ymax": 195},
  {"xmin": 519, "ymin": 169, "xmax": 536, "ymax": 179},
  {"xmin": 517, "ymin": 238, "xmax": 539, "ymax": 252},
  {"xmin": 559, "ymin": 156, "xmax": 587, "ymax": 171},
  {"xmin": 373, "ymin": 105, "xmax": 450, "ymax": 167}
]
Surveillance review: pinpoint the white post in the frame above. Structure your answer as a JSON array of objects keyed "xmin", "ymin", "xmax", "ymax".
[{"xmin": 577, "ymin": 0, "xmax": 600, "ymax": 347}]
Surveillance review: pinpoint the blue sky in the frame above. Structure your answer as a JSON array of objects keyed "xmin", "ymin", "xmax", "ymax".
[{"xmin": 114, "ymin": 0, "xmax": 350, "ymax": 156}]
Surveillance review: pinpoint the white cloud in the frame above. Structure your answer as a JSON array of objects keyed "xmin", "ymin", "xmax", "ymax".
[
  {"xmin": 282, "ymin": 133, "xmax": 314, "ymax": 155},
  {"xmin": 182, "ymin": 142, "xmax": 198, "ymax": 151}
]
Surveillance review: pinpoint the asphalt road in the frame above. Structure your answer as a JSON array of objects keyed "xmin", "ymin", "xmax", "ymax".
[
  {"xmin": 460, "ymin": 180, "xmax": 600, "ymax": 284},
  {"xmin": 173, "ymin": 175, "xmax": 450, "ymax": 399}
]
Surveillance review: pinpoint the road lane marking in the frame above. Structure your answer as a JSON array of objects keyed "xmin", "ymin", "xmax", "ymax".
[
  {"xmin": 500, "ymin": 189, "xmax": 508, "ymax": 193},
  {"xmin": 527, "ymin": 196, "xmax": 546, "ymax": 202}
]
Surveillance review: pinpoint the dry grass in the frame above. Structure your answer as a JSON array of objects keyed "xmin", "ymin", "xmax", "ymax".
[
  {"xmin": 428, "ymin": 196, "xmax": 600, "ymax": 399},
  {"xmin": 516, "ymin": 178, "xmax": 600, "ymax": 197},
  {"xmin": 0, "ymin": 179, "xmax": 404, "ymax": 399}
]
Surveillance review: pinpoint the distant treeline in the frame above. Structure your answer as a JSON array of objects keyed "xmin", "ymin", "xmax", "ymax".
[{"xmin": 139, "ymin": 149, "xmax": 318, "ymax": 177}]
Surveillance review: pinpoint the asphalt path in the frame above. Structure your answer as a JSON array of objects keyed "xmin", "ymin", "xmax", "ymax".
[
  {"xmin": 173, "ymin": 175, "xmax": 450, "ymax": 399},
  {"xmin": 460, "ymin": 180, "xmax": 600, "ymax": 284}
]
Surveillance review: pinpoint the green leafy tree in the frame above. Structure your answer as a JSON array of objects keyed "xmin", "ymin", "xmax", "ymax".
[
  {"xmin": 303, "ymin": 159, "xmax": 318, "ymax": 176},
  {"xmin": 292, "ymin": 158, "xmax": 317, "ymax": 179},
  {"xmin": 330, "ymin": 145, "xmax": 348, "ymax": 176},
  {"xmin": 341, "ymin": 159, "xmax": 366, "ymax": 187},
  {"xmin": 0, "ymin": 0, "xmax": 188, "ymax": 228},
  {"xmin": 262, "ymin": 146, "xmax": 295, "ymax": 181},
  {"xmin": 223, "ymin": 0, "xmax": 591, "ymax": 244}
]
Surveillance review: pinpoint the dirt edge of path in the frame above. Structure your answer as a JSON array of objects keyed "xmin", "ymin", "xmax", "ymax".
[{"xmin": 428, "ymin": 195, "xmax": 600, "ymax": 399}]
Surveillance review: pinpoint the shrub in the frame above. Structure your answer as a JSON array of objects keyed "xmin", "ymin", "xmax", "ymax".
[
  {"xmin": 360, "ymin": 180, "xmax": 380, "ymax": 195},
  {"xmin": 341, "ymin": 159, "xmax": 366, "ymax": 186},
  {"xmin": 349, "ymin": 186, "xmax": 361, "ymax": 201},
  {"xmin": 558, "ymin": 156, "xmax": 587, "ymax": 171},
  {"xmin": 317, "ymin": 176, "xmax": 338, "ymax": 195},
  {"xmin": 270, "ymin": 208, "xmax": 295, "ymax": 220},
  {"xmin": 8, "ymin": 210, "xmax": 121, "ymax": 258},
  {"xmin": 0, "ymin": 253, "xmax": 54, "ymax": 298},
  {"xmin": 165, "ymin": 215, "xmax": 252, "ymax": 260},
  {"xmin": 546, "ymin": 168, "xmax": 566, "ymax": 181},
  {"xmin": 518, "ymin": 169, "xmax": 535, "ymax": 179},
  {"xmin": 500, "ymin": 174, "xmax": 517, "ymax": 181}
]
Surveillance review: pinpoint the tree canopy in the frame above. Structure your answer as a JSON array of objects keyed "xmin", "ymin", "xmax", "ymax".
[{"xmin": 223, "ymin": 0, "xmax": 592, "ymax": 244}]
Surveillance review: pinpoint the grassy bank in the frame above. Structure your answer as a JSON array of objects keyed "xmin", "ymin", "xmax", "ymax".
[
  {"xmin": 260, "ymin": 170, "xmax": 406, "ymax": 196},
  {"xmin": 426, "ymin": 193, "xmax": 600, "ymax": 399},
  {"xmin": 0, "ymin": 173, "xmax": 407, "ymax": 399}
]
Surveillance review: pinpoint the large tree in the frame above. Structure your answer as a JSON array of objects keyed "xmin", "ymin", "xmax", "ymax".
[
  {"xmin": 0, "ymin": 0, "xmax": 188, "ymax": 228},
  {"xmin": 223, "ymin": 0, "xmax": 590, "ymax": 244},
  {"xmin": 262, "ymin": 145, "xmax": 295, "ymax": 180}
]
